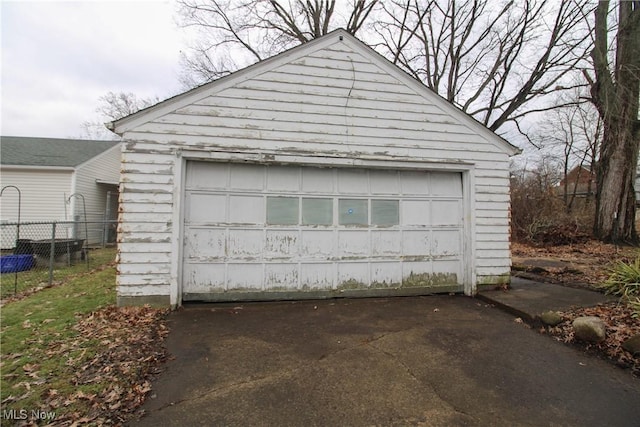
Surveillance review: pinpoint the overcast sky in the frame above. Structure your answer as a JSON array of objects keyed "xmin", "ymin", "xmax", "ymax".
[{"xmin": 1, "ymin": 0, "xmax": 185, "ymax": 139}]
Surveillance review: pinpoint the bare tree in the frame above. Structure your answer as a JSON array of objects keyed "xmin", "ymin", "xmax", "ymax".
[
  {"xmin": 585, "ymin": 0, "xmax": 640, "ymax": 243},
  {"xmin": 534, "ymin": 88, "xmax": 601, "ymax": 212},
  {"xmin": 373, "ymin": 0, "xmax": 594, "ymax": 132},
  {"xmin": 176, "ymin": 1, "xmax": 594, "ymax": 134},
  {"xmin": 176, "ymin": 0, "xmax": 378, "ymax": 86},
  {"xmin": 81, "ymin": 92, "xmax": 159, "ymax": 140}
]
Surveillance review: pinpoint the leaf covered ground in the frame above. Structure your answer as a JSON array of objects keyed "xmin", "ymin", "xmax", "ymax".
[
  {"xmin": 1, "ymin": 262, "xmax": 169, "ymax": 426},
  {"xmin": 513, "ymin": 240, "xmax": 640, "ymax": 376},
  {"xmin": 512, "ymin": 240, "xmax": 638, "ymax": 288}
]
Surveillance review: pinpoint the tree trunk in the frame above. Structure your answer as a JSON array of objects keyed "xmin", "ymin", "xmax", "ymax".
[
  {"xmin": 595, "ymin": 122, "xmax": 639, "ymax": 242},
  {"xmin": 590, "ymin": 1, "xmax": 640, "ymax": 243}
]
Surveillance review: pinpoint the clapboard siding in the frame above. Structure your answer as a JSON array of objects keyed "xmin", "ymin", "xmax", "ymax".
[
  {"xmin": 156, "ymin": 112, "xmax": 475, "ymax": 135},
  {"xmin": 0, "ymin": 169, "xmax": 72, "ymax": 222},
  {"xmin": 196, "ymin": 91, "xmax": 450, "ymax": 116},
  {"xmin": 114, "ymin": 30, "xmax": 517, "ymax": 304},
  {"xmin": 123, "ymin": 135, "xmax": 510, "ymax": 164},
  {"xmin": 74, "ymin": 144, "xmax": 121, "ymax": 244}
]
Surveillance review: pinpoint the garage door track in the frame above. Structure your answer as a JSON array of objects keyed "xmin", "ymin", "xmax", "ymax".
[{"xmin": 130, "ymin": 296, "xmax": 640, "ymax": 426}]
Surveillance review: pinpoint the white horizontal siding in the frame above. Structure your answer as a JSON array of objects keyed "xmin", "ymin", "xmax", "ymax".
[
  {"xmin": 123, "ymin": 135, "xmax": 510, "ymax": 165},
  {"xmin": 0, "ymin": 169, "xmax": 72, "ymax": 222},
  {"xmin": 73, "ymin": 145, "xmax": 121, "ymax": 244},
  {"xmin": 116, "ymin": 35, "xmax": 514, "ymax": 302},
  {"xmin": 476, "ymin": 241, "xmax": 510, "ymax": 250}
]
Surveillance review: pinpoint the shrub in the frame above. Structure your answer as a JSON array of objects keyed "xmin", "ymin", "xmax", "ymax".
[{"xmin": 600, "ymin": 256, "xmax": 640, "ymax": 317}]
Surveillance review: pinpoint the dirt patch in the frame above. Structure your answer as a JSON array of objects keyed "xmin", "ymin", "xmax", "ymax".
[
  {"xmin": 512, "ymin": 241, "xmax": 638, "ymax": 289},
  {"xmin": 513, "ymin": 240, "xmax": 640, "ymax": 377}
]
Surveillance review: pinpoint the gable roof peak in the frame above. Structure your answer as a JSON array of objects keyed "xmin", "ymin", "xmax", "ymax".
[{"xmin": 109, "ymin": 29, "xmax": 519, "ymax": 156}]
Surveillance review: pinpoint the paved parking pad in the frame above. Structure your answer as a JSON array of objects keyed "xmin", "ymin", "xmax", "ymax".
[{"xmin": 131, "ymin": 296, "xmax": 640, "ymax": 426}]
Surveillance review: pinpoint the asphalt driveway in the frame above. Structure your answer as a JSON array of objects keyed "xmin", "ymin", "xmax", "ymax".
[{"xmin": 131, "ymin": 296, "xmax": 640, "ymax": 426}]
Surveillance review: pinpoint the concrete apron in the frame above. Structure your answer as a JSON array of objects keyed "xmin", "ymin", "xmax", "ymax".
[{"xmin": 131, "ymin": 296, "xmax": 640, "ymax": 427}]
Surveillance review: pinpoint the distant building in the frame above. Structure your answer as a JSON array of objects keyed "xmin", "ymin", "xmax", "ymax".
[
  {"xmin": 0, "ymin": 136, "xmax": 121, "ymax": 246},
  {"xmin": 557, "ymin": 165, "xmax": 596, "ymax": 198}
]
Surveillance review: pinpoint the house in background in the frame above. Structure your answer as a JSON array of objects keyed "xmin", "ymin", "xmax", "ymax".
[
  {"xmin": 0, "ymin": 136, "xmax": 121, "ymax": 247},
  {"xmin": 110, "ymin": 29, "xmax": 520, "ymax": 307},
  {"xmin": 557, "ymin": 164, "xmax": 597, "ymax": 204},
  {"xmin": 559, "ymin": 162, "xmax": 640, "ymax": 207}
]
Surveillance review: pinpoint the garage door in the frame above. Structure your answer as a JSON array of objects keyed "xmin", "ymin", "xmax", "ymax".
[{"xmin": 182, "ymin": 161, "xmax": 464, "ymax": 301}]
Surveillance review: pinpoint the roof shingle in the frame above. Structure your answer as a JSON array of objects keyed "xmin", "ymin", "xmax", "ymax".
[{"xmin": 0, "ymin": 136, "xmax": 120, "ymax": 167}]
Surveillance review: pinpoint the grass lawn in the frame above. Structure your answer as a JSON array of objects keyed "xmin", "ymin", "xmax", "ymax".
[
  {"xmin": 1, "ymin": 248, "xmax": 118, "ymax": 299},
  {"xmin": 0, "ymin": 250, "xmax": 168, "ymax": 425}
]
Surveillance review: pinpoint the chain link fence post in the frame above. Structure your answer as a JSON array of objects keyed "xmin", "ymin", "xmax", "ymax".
[{"xmin": 48, "ymin": 222, "xmax": 56, "ymax": 285}]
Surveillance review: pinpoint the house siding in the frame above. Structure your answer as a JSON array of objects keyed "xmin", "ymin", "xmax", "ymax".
[
  {"xmin": 116, "ymin": 34, "xmax": 515, "ymax": 304},
  {"xmin": 74, "ymin": 144, "xmax": 121, "ymax": 244},
  {"xmin": 0, "ymin": 168, "xmax": 73, "ymax": 222},
  {"xmin": 0, "ymin": 168, "xmax": 73, "ymax": 248}
]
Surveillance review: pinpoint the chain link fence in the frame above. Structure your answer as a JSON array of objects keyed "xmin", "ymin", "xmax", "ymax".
[{"xmin": 0, "ymin": 220, "xmax": 117, "ymax": 298}]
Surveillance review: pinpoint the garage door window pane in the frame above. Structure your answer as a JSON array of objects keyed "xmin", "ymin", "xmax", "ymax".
[
  {"xmin": 267, "ymin": 197, "xmax": 298, "ymax": 225},
  {"xmin": 302, "ymin": 198, "xmax": 333, "ymax": 225},
  {"xmin": 371, "ymin": 200, "xmax": 399, "ymax": 226},
  {"xmin": 339, "ymin": 199, "xmax": 368, "ymax": 225}
]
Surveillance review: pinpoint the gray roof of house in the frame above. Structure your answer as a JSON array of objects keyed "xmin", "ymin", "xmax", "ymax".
[{"xmin": 1, "ymin": 136, "xmax": 120, "ymax": 167}]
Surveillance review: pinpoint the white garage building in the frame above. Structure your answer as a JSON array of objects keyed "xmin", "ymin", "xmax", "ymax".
[{"xmin": 110, "ymin": 30, "xmax": 519, "ymax": 307}]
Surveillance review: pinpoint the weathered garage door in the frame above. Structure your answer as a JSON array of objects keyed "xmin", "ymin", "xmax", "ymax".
[{"xmin": 182, "ymin": 161, "xmax": 464, "ymax": 301}]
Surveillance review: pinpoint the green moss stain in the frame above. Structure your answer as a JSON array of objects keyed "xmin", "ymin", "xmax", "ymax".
[
  {"xmin": 337, "ymin": 279, "xmax": 364, "ymax": 290},
  {"xmin": 477, "ymin": 274, "xmax": 511, "ymax": 286},
  {"xmin": 402, "ymin": 272, "xmax": 457, "ymax": 288},
  {"xmin": 336, "ymin": 272, "xmax": 458, "ymax": 290}
]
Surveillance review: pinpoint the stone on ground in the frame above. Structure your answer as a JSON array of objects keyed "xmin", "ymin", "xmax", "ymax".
[
  {"xmin": 572, "ymin": 316, "xmax": 606, "ymax": 343},
  {"xmin": 540, "ymin": 311, "xmax": 563, "ymax": 326},
  {"xmin": 622, "ymin": 335, "xmax": 640, "ymax": 356}
]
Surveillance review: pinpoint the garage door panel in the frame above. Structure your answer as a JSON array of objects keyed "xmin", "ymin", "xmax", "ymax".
[
  {"xmin": 338, "ymin": 231, "xmax": 369, "ymax": 257},
  {"xmin": 338, "ymin": 169, "xmax": 368, "ymax": 193},
  {"xmin": 184, "ymin": 228, "xmax": 226, "ymax": 259},
  {"xmin": 431, "ymin": 171, "xmax": 462, "ymax": 196},
  {"xmin": 302, "ymin": 168, "xmax": 334, "ymax": 193},
  {"xmin": 300, "ymin": 263, "xmax": 334, "ymax": 289},
  {"xmin": 400, "ymin": 171, "xmax": 430, "ymax": 195},
  {"xmin": 267, "ymin": 166, "xmax": 300, "ymax": 192},
  {"xmin": 402, "ymin": 231, "xmax": 431, "ymax": 256},
  {"xmin": 402, "ymin": 261, "xmax": 433, "ymax": 285},
  {"xmin": 186, "ymin": 193, "xmax": 227, "ymax": 223},
  {"xmin": 229, "ymin": 195, "xmax": 264, "ymax": 224},
  {"xmin": 228, "ymin": 230, "xmax": 263, "ymax": 257},
  {"xmin": 300, "ymin": 230, "xmax": 334, "ymax": 258},
  {"xmin": 432, "ymin": 259, "xmax": 462, "ymax": 285},
  {"xmin": 370, "ymin": 170, "xmax": 399, "ymax": 194},
  {"xmin": 229, "ymin": 164, "xmax": 264, "ymax": 190},
  {"xmin": 338, "ymin": 263, "xmax": 369, "ymax": 287},
  {"xmin": 432, "ymin": 229, "xmax": 462, "ymax": 256},
  {"xmin": 183, "ymin": 263, "xmax": 226, "ymax": 291},
  {"xmin": 186, "ymin": 162, "xmax": 228, "ymax": 190},
  {"xmin": 431, "ymin": 200, "xmax": 462, "ymax": 226},
  {"xmin": 371, "ymin": 262, "xmax": 402, "ymax": 286},
  {"xmin": 265, "ymin": 230, "xmax": 299, "ymax": 258},
  {"xmin": 433, "ymin": 258, "xmax": 461, "ymax": 274},
  {"xmin": 227, "ymin": 264, "xmax": 263, "ymax": 290},
  {"xmin": 265, "ymin": 264, "xmax": 299, "ymax": 289},
  {"xmin": 371, "ymin": 231, "xmax": 401, "ymax": 256},
  {"xmin": 401, "ymin": 200, "xmax": 431, "ymax": 226}
]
